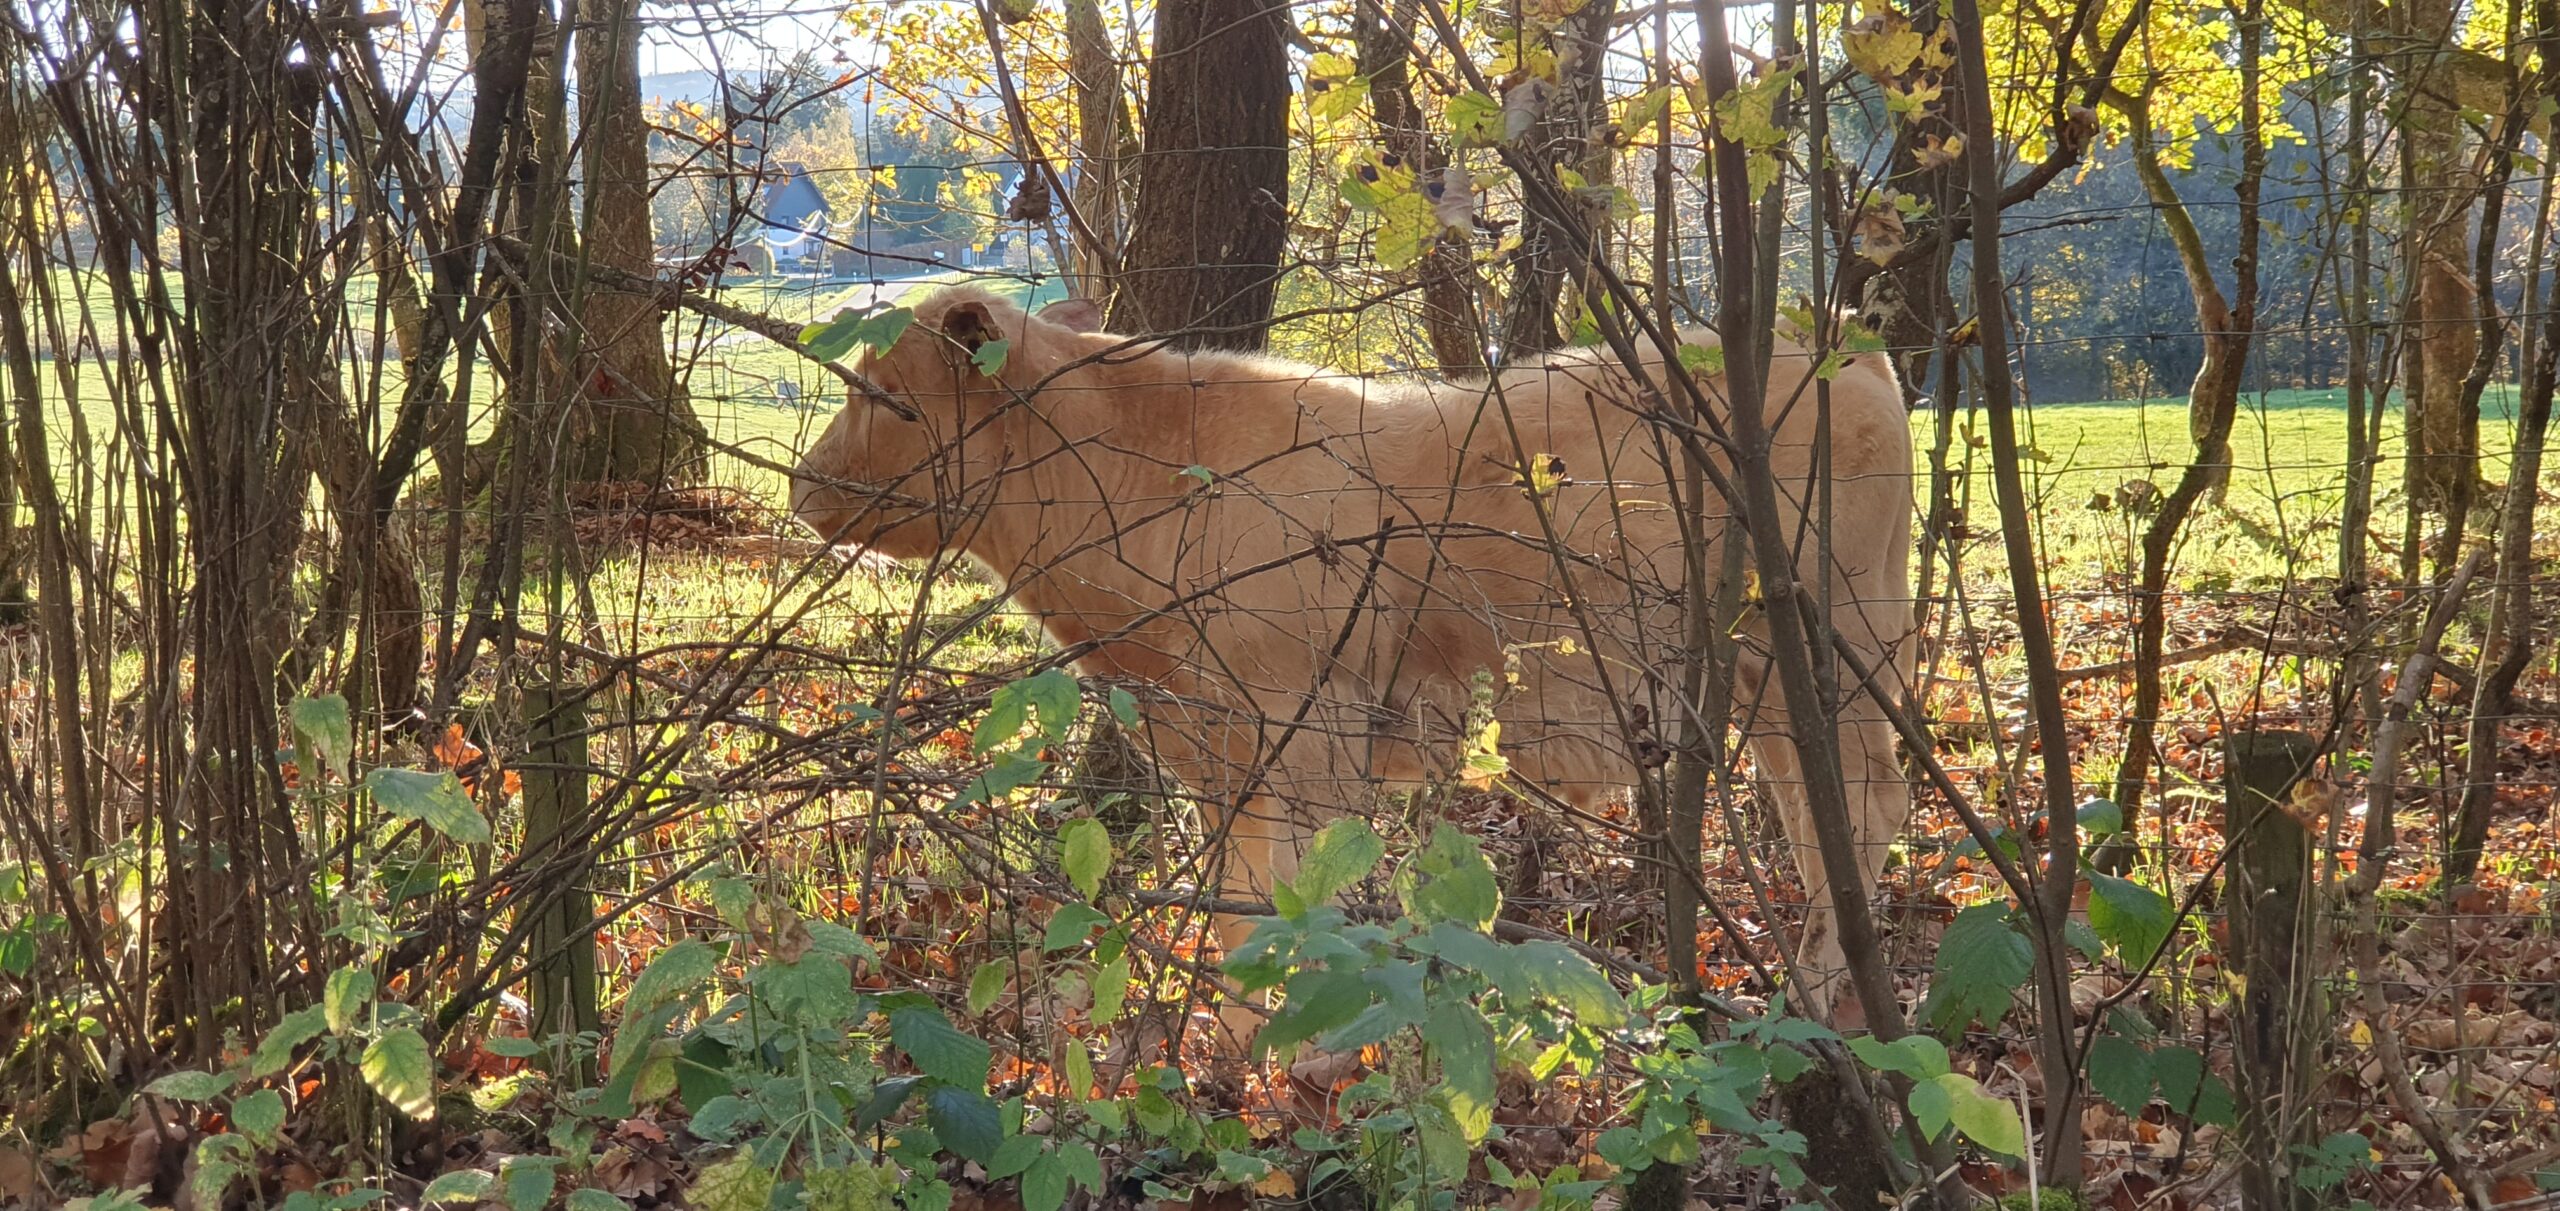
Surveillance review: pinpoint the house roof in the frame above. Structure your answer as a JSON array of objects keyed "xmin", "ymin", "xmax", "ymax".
[{"xmin": 764, "ymin": 161, "xmax": 831, "ymax": 229}]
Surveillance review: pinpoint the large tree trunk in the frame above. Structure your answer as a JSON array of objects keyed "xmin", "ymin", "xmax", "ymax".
[
  {"xmin": 2396, "ymin": 0, "xmax": 2482, "ymax": 574},
  {"xmin": 463, "ymin": 0, "xmax": 703, "ymax": 490},
  {"xmin": 1356, "ymin": 0, "xmax": 1482, "ymax": 372},
  {"xmin": 1108, "ymin": 0, "xmax": 1289, "ymax": 349},
  {"xmin": 153, "ymin": 0, "xmax": 331, "ymax": 1055},
  {"xmin": 567, "ymin": 0, "xmax": 703, "ymax": 484},
  {"xmin": 1494, "ymin": 0, "xmax": 1618, "ymax": 358},
  {"xmin": 1062, "ymin": 0, "xmax": 1128, "ymax": 303}
]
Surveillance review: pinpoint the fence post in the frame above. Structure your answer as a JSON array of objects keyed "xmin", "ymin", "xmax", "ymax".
[
  {"xmin": 522, "ymin": 682, "xmax": 600, "ymax": 1087},
  {"xmin": 2223, "ymin": 729, "xmax": 2319, "ymax": 1211}
]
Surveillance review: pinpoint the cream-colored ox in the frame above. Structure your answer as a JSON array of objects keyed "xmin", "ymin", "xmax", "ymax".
[{"xmin": 791, "ymin": 285, "xmax": 1916, "ymax": 1028}]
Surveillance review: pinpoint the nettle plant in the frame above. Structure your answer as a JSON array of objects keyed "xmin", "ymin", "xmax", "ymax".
[
  {"xmin": 1225, "ymin": 814, "xmax": 2031, "ymax": 1210},
  {"xmin": 109, "ymin": 695, "xmax": 501, "ymax": 1211},
  {"xmin": 1938, "ymin": 798, "xmax": 2239, "ymax": 1134},
  {"xmin": 96, "ymin": 679, "xmax": 2043, "ymax": 1211}
]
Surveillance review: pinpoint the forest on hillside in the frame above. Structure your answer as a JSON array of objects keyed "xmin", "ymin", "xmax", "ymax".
[{"xmin": 1, "ymin": 0, "xmax": 2558, "ymax": 1208}]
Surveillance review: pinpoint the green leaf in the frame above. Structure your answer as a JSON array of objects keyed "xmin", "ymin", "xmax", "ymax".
[
  {"xmin": 325, "ymin": 966, "xmax": 375, "ymax": 1036},
  {"xmin": 978, "ymin": 669, "xmax": 1081, "ymax": 752},
  {"xmin": 501, "ymin": 1156, "xmax": 558, "ymax": 1211},
  {"xmin": 971, "ymin": 339, "xmax": 1011, "ymax": 376},
  {"xmin": 564, "ymin": 1191, "xmax": 632, "ymax": 1211},
  {"xmin": 1060, "ymin": 818, "xmax": 1111, "ymax": 900},
  {"xmin": 597, "ymin": 1002, "xmax": 684, "ymax": 1116},
  {"xmin": 365, "ymin": 768, "xmax": 489, "ymax": 844},
  {"xmin": 801, "ymin": 306, "xmax": 916, "ymax": 363},
  {"xmin": 1925, "ymin": 903, "xmax": 2031, "ymax": 1032},
  {"xmin": 1616, "ymin": 85, "xmax": 1675, "ymax": 137},
  {"xmin": 1308, "ymin": 69, "xmax": 1372, "ymax": 123},
  {"xmin": 420, "ymin": 1170, "xmax": 494, "ymax": 1206},
  {"xmin": 1059, "ymin": 1141, "xmax": 1103, "ymax": 1195},
  {"xmin": 1394, "ymin": 824, "xmax": 1501, "ymax": 930},
  {"xmin": 1091, "ymin": 955, "xmax": 1131, "ymax": 1024},
  {"xmin": 856, "ymin": 1077, "xmax": 922, "ymax": 1134},
  {"xmin": 1848, "ymin": 1033, "xmax": 1951, "ymax": 1080},
  {"xmin": 753, "ymin": 953, "xmax": 860, "ymax": 1023},
  {"xmin": 2190, "ymin": 1073, "xmax": 2237, "ymax": 1127},
  {"xmin": 1063, "ymin": 1039, "xmax": 1095, "ymax": 1101},
  {"xmin": 1256, "ymin": 967, "xmax": 1372, "ymax": 1055},
  {"xmin": 190, "ymin": 1133, "xmax": 254, "ymax": 1208},
  {"xmin": 248, "ymin": 1006, "xmax": 330, "ymax": 1078},
  {"xmin": 290, "ymin": 694, "xmax": 353, "ymax": 780},
  {"xmin": 906, "ymin": 1177, "xmax": 957, "ymax": 1211},
  {"xmin": 1023, "ymin": 1154, "xmax": 1070, "ymax": 1211},
  {"xmin": 968, "ymin": 960, "xmax": 1010, "ymax": 1015},
  {"xmin": 2149, "ymin": 1045, "xmax": 2233, "ymax": 1124},
  {"xmin": 232, "ymin": 1087, "xmax": 286, "ymax": 1146},
  {"xmin": 625, "ymin": 938, "xmax": 716, "ymax": 1015},
  {"xmin": 1043, "ymin": 902, "xmax": 1110, "ymax": 952},
  {"xmin": 1286, "ymin": 818, "xmax": 1385, "ymax": 913},
  {"xmin": 925, "ymin": 1085, "xmax": 1004, "ymax": 1162},
  {"xmin": 1424, "ymin": 1002, "xmax": 1497, "ymax": 1143},
  {"xmin": 67, "ymin": 1189, "xmax": 154, "ymax": 1211},
  {"xmin": 145, "ymin": 1070, "xmax": 235, "ymax": 1101},
  {"xmin": 891, "ymin": 1007, "xmax": 991, "ymax": 1087},
  {"xmin": 1677, "ymin": 342, "xmax": 1726, "ymax": 376},
  {"xmin": 951, "ymin": 751, "xmax": 1049, "ymax": 808},
  {"xmin": 804, "ymin": 921, "xmax": 878, "ymax": 964},
  {"xmin": 690, "ymin": 1152, "xmax": 776, "ymax": 1211},
  {"xmin": 988, "ymin": 1135, "xmax": 1043, "ymax": 1180},
  {"xmin": 1907, "ymin": 1073, "xmax": 1952, "ymax": 1139},
  {"xmin": 1107, "ymin": 687, "xmax": 1139, "ymax": 726},
  {"xmin": 1373, "ymin": 190, "xmax": 1436, "ymax": 271},
  {"xmin": 688, "ymin": 1096, "xmax": 756, "ymax": 1143},
  {"xmin": 2087, "ymin": 873, "xmax": 2174, "ymax": 966},
  {"xmin": 1924, "ymin": 1073, "xmax": 2026, "ymax": 1157},
  {"xmin": 361, "ymin": 1027, "xmax": 436, "ymax": 1119},
  {"xmin": 1505, "ymin": 940, "xmax": 1624, "ymax": 1027},
  {"xmin": 2086, "ymin": 1035, "xmax": 2152, "ymax": 1113},
  {"xmin": 2077, "ymin": 797, "xmax": 2125, "ymax": 837},
  {"xmin": 1448, "ymin": 90, "xmax": 1504, "ymax": 147}
]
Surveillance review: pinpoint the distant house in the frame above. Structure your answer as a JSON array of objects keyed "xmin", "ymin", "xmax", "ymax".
[{"xmin": 760, "ymin": 161, "xmax": 833, "ymax": 273}]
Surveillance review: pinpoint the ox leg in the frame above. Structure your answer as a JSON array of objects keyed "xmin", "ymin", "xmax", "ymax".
[
  {"xmin": 1203, "ymin": 796, "xmax": 1305, "ymax": 1055},
  {"xmin": 1737, "ymin": 669, "xmax": 1905, "ymax": 1028}
]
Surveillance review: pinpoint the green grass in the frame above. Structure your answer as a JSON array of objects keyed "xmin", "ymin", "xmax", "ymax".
[
  {"xmin": 1930, "ymin": 385, "xmax": 2532, "ymax": 590},
  {"xmin": 21, "ymin": 250, "xmax": 2542, "ymax": 614}
]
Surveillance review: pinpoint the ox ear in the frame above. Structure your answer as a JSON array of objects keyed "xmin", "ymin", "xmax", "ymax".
[
  {"xmin": 1036, "ymin": 297, "xmax": 1105, "ymax": 333},
  {"xmin": 938, "ymin": 301, "xmax": 1001, "ymax": 364}
]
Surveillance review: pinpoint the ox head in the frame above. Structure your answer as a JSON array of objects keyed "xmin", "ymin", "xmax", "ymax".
[{"xmin": 788, "ymin": 287, "xmax": 1104, "ymax": 556}]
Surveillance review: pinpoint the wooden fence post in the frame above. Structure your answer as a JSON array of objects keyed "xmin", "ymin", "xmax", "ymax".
[
  {"xmin": 2224, "ymin": 728, "xmax": 2320, "ymax": 1211},
  {"xmin": 523, "ymin": 683, "xmax": 600, "ymax": 1086}
]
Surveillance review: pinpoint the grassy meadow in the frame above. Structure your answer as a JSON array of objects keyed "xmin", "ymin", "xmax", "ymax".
[{"xmin": 23, "ymin": 265, "xmax": 2542, "ymax": 689}]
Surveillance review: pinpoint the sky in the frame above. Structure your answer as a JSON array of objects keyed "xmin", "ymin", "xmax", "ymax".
[{"xmin": 637, "ymin": 0, "xmax": 860, "ymax": 80}]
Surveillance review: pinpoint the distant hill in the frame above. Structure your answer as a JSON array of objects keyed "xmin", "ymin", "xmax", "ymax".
[{"xmin": 641, "ymin": 70, "xmax": 759, "ymax": 107}]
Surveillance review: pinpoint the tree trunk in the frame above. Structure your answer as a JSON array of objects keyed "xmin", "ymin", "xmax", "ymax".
[
  {"xmin": 1063, "ymin": 0, "xmax": 1127, "ymax": 302},
  {"xmin": 2224, "ymin": 731, "xmax": 2322, "ymax": 1211},
  {"xmin": 567, "ymin": 0, "xmax": 703, "ymax": 484},
  {"xmin": 2105, "ymin": 60, "xmax": 2264, "ymax": 867},
  {"xmin": 1108, "ymin": 0, "xmax": 1289, "ymax": 349},
  {"xmin": 1356, "ymin": 0, "xmax": 1482, "ymax": 372},
  {"xmin": 2396, "ymin": 0, "xmax": 2482, "ymax": 572},
  {"xmin": 166, "ymin": 0, "xmax": 331, "ymax": 1055},
  {"xmin": 1495, "ymin": 0, "xmax": 1619, "ymax": 358},
  {"xmin": 2449, "ymin": 77, "xmax": 2559, "ymax": 878}
]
